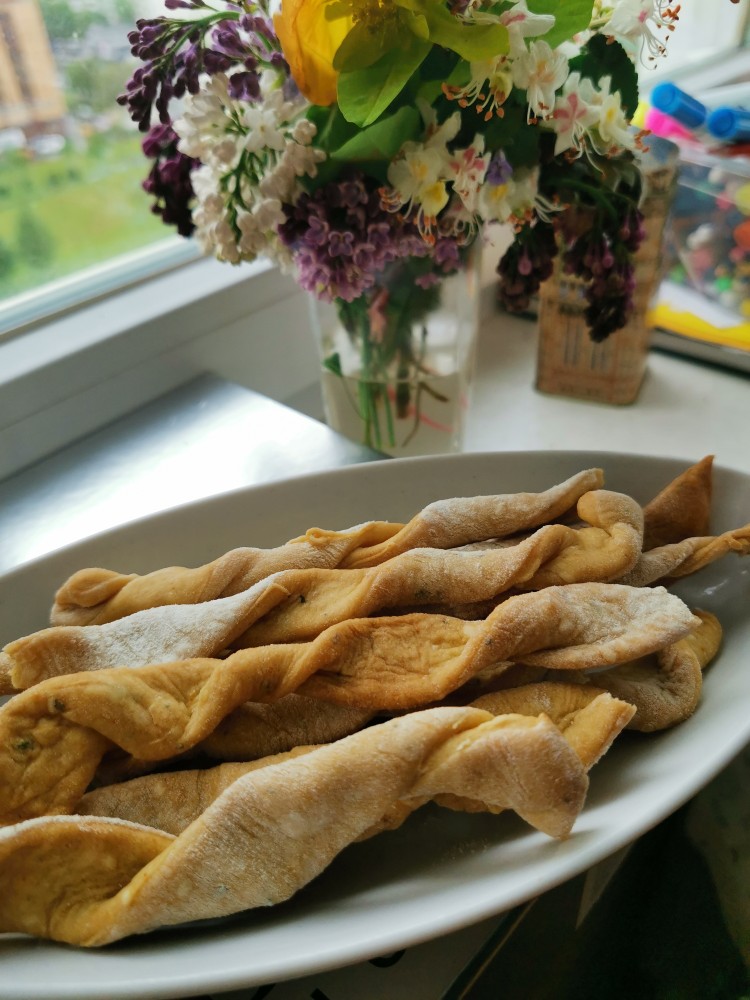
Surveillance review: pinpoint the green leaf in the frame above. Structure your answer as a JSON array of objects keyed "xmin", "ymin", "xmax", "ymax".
[
  {"xmin": 331, "ymin": 105, "xmax": 421, "ymax": 162},
  {"xmin": 526, "ymin": 0, "xmax": 595, "ymax": 48},
  {"xmin": 337, "ymin": 38, "xmax": 431, "ymax": 128},
  {"xmin": 482, "ymin": 99, "xmax": 540, "ymax": 168},
  {"xmin": 569, "ymin": 33, "xmax": 639, "ymax": 118},
  {"xmin": 419, "ymin": 1, "xmax": 509, "ymax": 61},
  {"xmin": 333, "ymin": 21, "xmax": 397, "ymax": 72},
  {"xmin": 323, "ymin": 352, "xmax": 344, "ymax": 377},
  {"xmin": 306, "ymin": 104, "xmax": 358, "ymax": 157},
  {"xmin": 415, "ymin": 48, "xmax": 467, "ymax": 104}
]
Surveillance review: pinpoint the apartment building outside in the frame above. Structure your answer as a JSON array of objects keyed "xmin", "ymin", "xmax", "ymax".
[{"xmin": 0, "ymin": 0, "xmax": 66, "ymax": 136}]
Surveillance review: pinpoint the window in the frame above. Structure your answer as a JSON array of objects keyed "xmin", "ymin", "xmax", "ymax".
[
  {"xmin": 0, "ymin": 0, "xmax": 185, "ymax": 330},
  {"xmin": 1, "ymin": 0, "xmax": 748, "ymax": 336}
]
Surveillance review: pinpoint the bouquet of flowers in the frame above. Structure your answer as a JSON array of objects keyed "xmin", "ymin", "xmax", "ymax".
[{"xmin": 120, "ymin": 0, "xmax": 682, "ymax": 449}]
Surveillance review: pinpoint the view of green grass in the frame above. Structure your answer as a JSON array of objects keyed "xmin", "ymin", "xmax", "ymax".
[{"xmin": 0, "ymin": 131, "xmax": 172, "ymax": 300}]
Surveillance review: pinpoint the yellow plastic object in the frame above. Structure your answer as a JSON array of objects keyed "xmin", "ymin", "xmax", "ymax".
[{"xmin": 648, "ymin": 303, "xmax": 750, "ymax": 352}]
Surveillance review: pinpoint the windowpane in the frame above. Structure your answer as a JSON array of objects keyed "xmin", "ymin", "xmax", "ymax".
[{"xmin": 0, "ymin": 0, "xmax": 170, "ymax": 303}]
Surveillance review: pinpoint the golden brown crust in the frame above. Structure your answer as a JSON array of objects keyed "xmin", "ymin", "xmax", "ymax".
[
  {"xmin": 92, "ymin": 695, "xmax": 375, "ymax": 786},
  {"xmin": 78, "ymin": 686, "xmax": 635, "ymax": 836},
  {"xmin": 548, "ymin": 611, "xmax": 722, "ymax": 733},
  {"xmin": 0, "ymin": 655, "xmax": 14, "ymax": 696},
  {"xmin": 49, "ymin": 470, "xmax": 604, "ymax": 627},
  {"xmin": 79, "ymin": 747, "xmax": 319, "ymax": 834},
  {"xmin": 239, "ymin": 489, "xmax": 643, "ymax": 646},
  {"xmin": 642, "ymin": 456, "xmax": 714, "ymax": 550},
  {"xmin": 338, "ymin": 469, "xmax": 605, "ymax": 568},
  {"xmin": 0, "ymin": 708, "xmax": 588, "ymax": 946},
  {"xmin": 4, "ymin": 488, "xmax": 641, "ymax": 691},
  {"xmin": 617, "ymin": 525, "xmax": 750, "ymax": 587},
  {"xmin": 0, "ymin": 583, "xmax": 696, "ymax": 824},
  {"xmin": 471, "ymin": 685, "xmax": 636, "ymax": 770},
  {"xmin": 50, "ymin": 523, "xmax": 398, "ymax": 627}
]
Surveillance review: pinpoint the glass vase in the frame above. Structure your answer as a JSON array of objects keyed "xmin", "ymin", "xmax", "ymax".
[{"xmin": 309, "ymin": 251, "xmax": 480, "ymax": 457}]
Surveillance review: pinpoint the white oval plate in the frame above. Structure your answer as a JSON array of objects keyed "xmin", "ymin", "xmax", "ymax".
[{"xmin": 1, "ymin": 451, "xmax": 749, "ymax": 999}]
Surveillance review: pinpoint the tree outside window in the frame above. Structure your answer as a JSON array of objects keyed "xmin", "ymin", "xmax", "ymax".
[{"xmin": 0, "ymin": 0, "xmax": 170, "ymax": 302}]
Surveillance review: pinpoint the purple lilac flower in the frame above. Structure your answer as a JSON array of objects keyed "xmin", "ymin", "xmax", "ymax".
[
  {"xmin": 118, "ymin": 6, "xmax": 279, "ymax": 133},
  {"xmin": 141, "ymin": 123, "xmax": 198, "ymax": 237},
  {"xmin": 279, "ymin": 174, "xmax": 453, "ymax": 302}
]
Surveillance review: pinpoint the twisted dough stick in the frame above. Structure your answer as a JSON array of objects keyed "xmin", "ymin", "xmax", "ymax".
[
  {"xmin": 4, "ymin": 489, "xmax": 643, "ymax": 690},
  {"xmin": 471, "ymin": 685, "xmax": 636, "ymax": 770},
  {"xmin": 642, "ymin": 455, "xmax": 713, "ymax": 550},
  {"xmin": 49, "ymin": 468, "xmax": 604, "ymax": 626},
  {"xmin": 617, "ymin": 525, "xmax": 750, "ymax": 587},
  {"xmin": 77, "ymin": 689, "xmax": 633, "ymax": 837},
  {"xmin": 0, "ymin": 707, "xmax": 588, "ymax": 947},
  {"xmin": 240, "ymin": 489, "xmax": 643, "ymax": 647},
  {"xmin": 94, "ymin": 695, "xmax": 376, "ymax": 788},
  {"xmin": 557, "ymin": 610, "xmax": 722, "ymax": 732},
  {"xmin": 0, "ymin": 583, "xmax": 696, "ymax": 824}
]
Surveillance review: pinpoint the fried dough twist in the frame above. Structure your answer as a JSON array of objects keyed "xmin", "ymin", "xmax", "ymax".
[
  {"xmin": 642, "ymin": 456, "xmax": 714, "ymax": 550},
  {"xmin": 0, "ymin": 583, "xmax": 696, "ymax": 824},
  {"xmin": 565, "ymin": 609, "xmax": 722, "ymax": 732},
  {"xmin": 78, "ymin": 688, "xmax": 634, "ymax": 836},
  {"xmin": 617, "ymin": 525, "xmax": 750, "ymax": 587},
  {"xmin": 3, "ymin": 489, "xmax": 642, "ymax": 691},
  {"xmin": 49, "ymin": 469, "xmax": 604, "ymax": 626},
  {"xmin": 0, "ymin": 707, "xmax": 588, "ymax": 946}
]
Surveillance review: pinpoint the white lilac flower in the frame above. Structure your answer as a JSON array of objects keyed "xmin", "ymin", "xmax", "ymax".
[
  {"xmin": 291, "ymin": 118, "xmax": 317, "ymax": 144},
  {"xmin": 551, "ymin": 72, "xmax": 600, "ymax": 156},
  {"xmin": 282, "ymin": 141, "xmax": 326, "ymax": 178},
  {"xmin": 174, "ymin": 75, "xmax": 236, "ymax": 161},
  {"xmin": 243, "ymin": 105, "xmax": 287, "ymax": 155},
  {"xmin": 236, "ymin": 210, "xmax": 267, "ymax": 256},
  {"xmin": 606, "ymin": 0, "xmax": 680, "ymax": 63},
  {"xmin": 252, "ymin": 197, "xmax": 285, "ymax": 231},
  {"xmin": 511, "ymin": 40, "xmax": 569, "ymax": 121}
]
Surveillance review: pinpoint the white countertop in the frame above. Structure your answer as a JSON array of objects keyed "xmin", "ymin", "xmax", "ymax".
[{"xmin": 463, "ymin": 306, "xmax": 750, "ymax": 475}]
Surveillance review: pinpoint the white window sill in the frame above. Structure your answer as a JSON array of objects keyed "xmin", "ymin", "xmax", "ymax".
[{"xmin": 0, "ymin": 254, "xmax": 320, "ymax": 480}]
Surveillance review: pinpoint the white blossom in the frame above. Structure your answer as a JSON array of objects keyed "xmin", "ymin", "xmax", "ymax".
[
  {"xmin": 606, "ymin": 0, "xmax": 679, "ymax": 63},
  {"xmin": 550, "ymin": 72, "xmax": 599, "ymax": 156},
  {"xmin": 243, "ymin": 105, "xmax": 287, "ymax": 155},
  {"xmin": 388, "ymin": 143, "xmax": 449, "ymax": 209},
  {"xmin": 443, "ymin": 57, "xmax": 513, "ymax": 121},
  {"xmin": 511, "ymin": 40, "xmax": 569, "ymax": 120},
  {"xmin": 575, "ymin": 75, "xmax": 636, "ymax": 154},
  {"xmin": 596, "ymin": 90, "xmax": 634, "ymax": 149},
  {"xmin": 501, "ymin": 0, "xmax": 556, "ymax": 58},
  {"xmin": 174, "ymin": 76, "xmax": 236, "ymax": 161},
  {"xmin": 449, "ymin": 136, "xmax": 489, "ymax": 215}
]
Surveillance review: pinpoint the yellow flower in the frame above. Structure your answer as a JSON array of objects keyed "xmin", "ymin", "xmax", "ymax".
[
  {"xmin": 275, "ymin": 0, "xmax": 508, "ymax": 115},
  {"xmin": 273, "ymin": 0, "xmax": 352, "ymax": 106}
]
